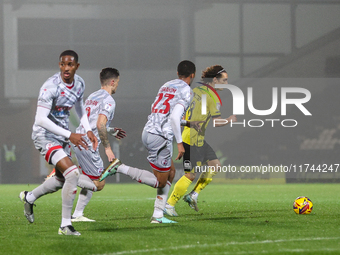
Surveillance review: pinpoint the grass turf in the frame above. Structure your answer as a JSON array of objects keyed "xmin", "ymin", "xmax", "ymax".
[{"xmin": 0, "ymin": 183, "xmax": 339, "ymax": 255}]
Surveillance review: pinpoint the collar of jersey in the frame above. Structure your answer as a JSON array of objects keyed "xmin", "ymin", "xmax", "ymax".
[
  {"xmin": 197, "ymin": 82, "xmax": 222, "ymax": 106},
  {"xmin": 59, "ymin": 73, "xmax": 75, "ymax": 89}
]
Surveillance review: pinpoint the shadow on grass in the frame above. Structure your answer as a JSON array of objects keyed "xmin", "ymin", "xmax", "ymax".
[
  {"xmin": 94, "ymin": 224, "xmax": 179, "ymax": 232},
  {"xmin": 180, "ymin": 209, "xmax": 288, "ymax": 218}
]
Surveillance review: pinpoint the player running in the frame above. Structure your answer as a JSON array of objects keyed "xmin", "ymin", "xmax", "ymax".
[
  {"xmin": 70, "ymin": 67, "xmax": 126, "ymax": 222},
  {"xmin": 141, "ymin": 60, "xmax": 195, "ymax": 223},
  {"xmin": 46, "ymin": 65, "xmax": 162, "ymax": 222},
  {"xmin": 19, "ymin": 50, "xmax": 98, "ymax": 235},
  {"xmin": 164, "ymin": 65, "xmax": 236, "ymax": 216}
]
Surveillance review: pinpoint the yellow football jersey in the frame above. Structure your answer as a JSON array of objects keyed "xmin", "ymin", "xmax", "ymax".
[{"xmin": 182, "ymin": 83, "xmax": 222, "ymax": 147}]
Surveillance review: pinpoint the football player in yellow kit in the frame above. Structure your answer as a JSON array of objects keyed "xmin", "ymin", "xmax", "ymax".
[{"xmin": 165, "ymin": 65, "xmax": 236, "ymax": 216}]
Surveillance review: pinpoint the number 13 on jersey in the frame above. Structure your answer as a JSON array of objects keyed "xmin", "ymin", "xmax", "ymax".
[{"xmin": 152, "ymin": 93, "xmax": 175, "ymax": 114}]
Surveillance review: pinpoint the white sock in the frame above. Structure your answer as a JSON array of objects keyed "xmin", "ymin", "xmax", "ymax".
[
  {"xmin": 117, "ymin": 164, "xmax": 129, "ymax": 175},
  {"xmin": 78, "ymin": 174, "xmax": 97, "ymax": 192},
  {"xmin": 61, "ymin": 218, "xmax": 71, "ymax": 228},
  {"xmin": 26, "ymin": 192, "xmax": 37, "ymax": 204},
  {"xmin": 72, "ymin": 188, "xmax": 93, "ymax": 218},
  {"xmin": 152, "ymin": 181, "xmax": 171, "ymax": 218},
  {"xmin": 28, "ymin": 176, "xmax": 64, "ymax": 203},
  {"xmin": 61, "ymin": 166, "xmax": 79, "ymax": 227},
  {"xmin": 118, "ymin": 164, "xmax": 159, "ymax": 188}
]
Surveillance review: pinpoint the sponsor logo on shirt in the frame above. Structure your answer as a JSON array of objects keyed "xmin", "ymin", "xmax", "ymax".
[{"xmin": 52, "ymin": 105, "xmax": 72, "ymax": 117}]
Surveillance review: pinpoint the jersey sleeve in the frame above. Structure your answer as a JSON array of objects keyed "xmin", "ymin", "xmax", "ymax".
[
  {"xmin": 76, "ymin": 76, "xmax": 86, "ymax": 101},
  {"xmin": 37, "ymin": 82, "xmax": 57, "ymax": 109},
  {"xmin": 99, "ymin": 98, "xmax": 116, "ymax": 121},
  {"xmin": 208, "ymin": 91, "xmax": 221, "ymax": 118}
]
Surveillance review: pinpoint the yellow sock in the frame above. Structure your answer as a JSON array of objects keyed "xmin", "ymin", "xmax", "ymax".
[
  {"xmin": 193, "ymin": 178, "xmax": 212, "ymax": 194},
  {"xmin": 167, "ymin": 175, "xmax": 192, "ymax": 207},
  {"xmin": 193, "ymin": 167, "xmax": 217, "ymax": 194}
]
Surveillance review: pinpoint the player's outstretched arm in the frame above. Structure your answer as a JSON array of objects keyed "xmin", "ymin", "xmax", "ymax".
[
  {"xmin": 188, "ymin": 120, "xmax": 204, "ymax": 132},
  {"xmin": 213, "ymin": 115, "xmax": 237, "ymax": 127}
]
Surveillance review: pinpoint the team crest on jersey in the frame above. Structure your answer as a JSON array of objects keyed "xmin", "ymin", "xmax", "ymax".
[
  {"xmin": 216, "ymin": 102, "xmax": 221, "ymax": 111},
  {"xmin": 60, "ymin": 91, "xmax": 65, "ymax": 97},
  {"xmin": 104, "ymin": 103, "xmax": 112, "ymax": 111},
  {"xmin": 46, "ymin": 143, "xmax": 54, "ymax": 150}
]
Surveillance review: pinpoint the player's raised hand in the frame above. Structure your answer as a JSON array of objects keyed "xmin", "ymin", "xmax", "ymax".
[
  {"xmin": 107, "ymin": 127, "xmax": 127, "ymax": 139},
  {"xmin": 87, "ymin": 131, "xmax": 98, "ymax": 151},
  {"xmin": 175, "ymin": 142, "xmax": 185, "ymax": 161},
  {"xmin": 69, "ymin": 133, "xmax": 88, "ymax": 150}
]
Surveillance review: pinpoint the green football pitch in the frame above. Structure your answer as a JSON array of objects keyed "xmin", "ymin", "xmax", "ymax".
[{"xmin": 1, "ymin": 183, "xmax": 339, "ymax": 255}]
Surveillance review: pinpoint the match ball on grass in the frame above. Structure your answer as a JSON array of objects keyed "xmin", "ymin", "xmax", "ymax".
[{"xmin": 293, "ymin": 196, "xmax": 313, "ymax": 214}]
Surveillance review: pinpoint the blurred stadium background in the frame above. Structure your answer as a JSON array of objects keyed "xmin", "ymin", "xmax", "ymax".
[{"xmin": 0, "ymin": 0, "xmax": 340, "ymax": 184}]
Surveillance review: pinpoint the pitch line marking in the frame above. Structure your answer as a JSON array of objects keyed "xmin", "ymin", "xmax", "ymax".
[
  {"xmin": 97, "ymin": 236, "xmax": 340, "ymax": 255},
  {"xmin": 210, "ymin": 247, "xmax": 340, "ymax": 254}
]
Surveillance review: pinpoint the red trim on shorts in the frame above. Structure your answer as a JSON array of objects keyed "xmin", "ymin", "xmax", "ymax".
[
  {"xmin": 149, "ymin": 162, "xmax": 171, "ymax": 172},
  {"xmin": 45, "ymin": 145, "xmax": 63, "ymax": 163},
  {"xmin": 81, "ymin": 170, "xmax": 100, "ymax": 180}
]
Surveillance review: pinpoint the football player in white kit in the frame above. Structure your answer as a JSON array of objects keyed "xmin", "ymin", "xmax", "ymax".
[
  {"xmin": 98, "ymin": 61, "xmax": 198, "ymax": 223},
  {"xmin": 19, "ymin": 50, "xmax": 98, "ymax": 236},
  {"xmin": 70, "ymin": 67, "xmax": 126, "ymax": 222},
  {"xmin": 71, "ymin": 66, "xmax": 194, "ymax": 222},
  {"xmin": 143, "ymin": 60, "xmax": 195, "ymax": 223},
  {"xmin": 100, "ymin": 61, "xmax": 196, "ymax": 223}
]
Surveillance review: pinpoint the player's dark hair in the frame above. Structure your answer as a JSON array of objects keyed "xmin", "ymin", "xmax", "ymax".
[
  {"xmin": 177, "ymin": 60, "xmax": 196, "ymax": 78},
  {"xmin": 201, "ymin": 65, "xmax": 227, "ymax": 84},
  {"xmin": 59, "ymin": 50, "xmax": 79, "ymax": 63},
  {"xmin": 100, "ymin": 67, "xmax": 120, "ymax": 85}
]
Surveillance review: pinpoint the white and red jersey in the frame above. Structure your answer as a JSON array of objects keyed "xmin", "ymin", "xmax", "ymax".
[
  {"xmin": 32, "ymin": 72, "xmax": 85, "ymax": 142},
  {"xmin": 144, "ymin": 79, "xmax": 192, "ymax": 141},
  {"xmin": 76, "ymin": 89, "xmax": 115, "ymax": 147}
]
